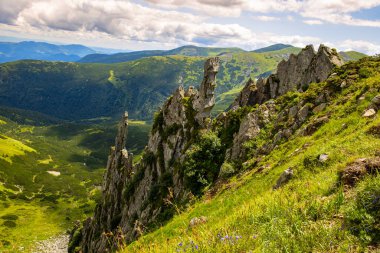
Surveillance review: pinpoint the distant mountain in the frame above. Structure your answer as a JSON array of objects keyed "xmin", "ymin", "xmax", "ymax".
[
  {"xmin": 0, "ymin": 48, "xmax": 294, "ymax": 120},
  {"xmin": 339, "ymin": 51, "xmax": 367, "ymax": 62},
  {"xmin": 0, "ymin": 41, "xmax": 96, "ymax": 63},
  {"xmin": 78, "ymin": 50, "xmax": 165, "ymax": 63},
  {"xmin": 79, "ymin": 45, "xmax": 245, "ymax": 63},
  {"xmin": 252, "ymin": 43, "xmax": 293, "ymax": 53}
]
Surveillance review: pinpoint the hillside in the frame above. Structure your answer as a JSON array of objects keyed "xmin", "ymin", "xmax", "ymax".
[
  {"xmin": 0, "ymin": 41, "xmax": 95, "ymax": 63},
  {"xmin": 69, "ymin": 45, "xmax": 380, "ymax": 252},
  {"xmin": 339, "ymin": 50, "xmax": 368, "ymax": 62},
  {"xmin": 252, "ymin": 43, "xmax": 293, "ymax": 53},
  {"xmin": 123, "ymin": 55, "xmax": 380, "ymax": 253},
  {"xmin": 0, "ymin": 109, "xmax": 150, "ymax": 251},
  {"xmin": 78, "ymin": 45, "xmax": 245, "ymax": 63},
  {"xmin": 0, "ymin": 50, "xmax": 296, "ymax": 121}
]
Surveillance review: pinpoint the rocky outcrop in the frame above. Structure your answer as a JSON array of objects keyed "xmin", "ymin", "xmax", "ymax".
[
  {"xmin": 192, "ymin": 57, "xmax": 220, "ymax": 126},
  {"xmin": 227, "ymin": 45, "xmax": 343, "ymax": 161},
  {"xmin": 231, "ymin": 45, "xmax": 344, "ymax": 109},
  {"xmin": 72, "ymin": 58, "xmax": 220, "ymax": 253}
]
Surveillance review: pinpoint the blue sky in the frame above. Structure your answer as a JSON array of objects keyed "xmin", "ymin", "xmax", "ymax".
[{"xmin": 0, "ymin": 0, "xmax": 379, "ymax": 54}]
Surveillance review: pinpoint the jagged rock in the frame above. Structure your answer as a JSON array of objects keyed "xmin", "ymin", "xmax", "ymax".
[
  {"xmin": 229, "ymin": 103, "xmax": 275, "ymax": 160},
  {"xmin": 233, "ymin": 78, "xmax": 256, "ymax": 107},
  {"xmin": 232, "ymin": 44, "xmax": 343, "ymax": 108},
  {"xmin": 73, "ymin": 58, "xmax": 221, "ymax": 253},
  {"xmin": 363, "ymin": 108, "xmax": 376, "ymax": 117},
  {"xmin": 273, "ymin": 168, "xmax": 294, "ymax": 189},
  {"xmin": 192, "ymin": 57, "xmax": 220, "ymax": 126}
]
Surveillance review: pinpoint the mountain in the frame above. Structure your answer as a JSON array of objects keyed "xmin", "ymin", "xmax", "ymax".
[
  {"xmin": 78, "ymin": 45, "xmax": 245, "ymax": 63},
  {"xmin": 339, "ymin": 50, "xmax": 367, "ymax": 61},
  {"xmin": 0, "ymin": 41, "xmax": 96, "ymax": 63},
  {"xmin": 0, "ymin": 49, "xmax": 296, "ymax": 121},
  {"xmin": 252, "ymin": 43, "xmax": 293, "ymax": 53},
  {"xmin": 70, "ymin": 46, "xmax": 380, "ymax": 252}
]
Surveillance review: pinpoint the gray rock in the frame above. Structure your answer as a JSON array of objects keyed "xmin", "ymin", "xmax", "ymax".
[
  {"xmin": 273, "ymin": 168, "xmax": 294, "ymax": 189},
  {"xmin": 297, "ymin": 104, "xmax": 311, "ymax": 123},
  {"xmin": 372, "ymin": 95, "xmax": 380, "ymax": 106},
  {"xmin": 192, "ymin": 57, "xmax": 220, "ymax": 126},
  {"xmin": 363, "ymin": 108, "xmax": 376, "ymax": 117},
  {"xmin": 319, "ymin": 154, "xmax": 329, "ymax": 162},
  {"xmin": 232, "ymin": 44, "xmax": 343, "ymax": 109},
  {"xmin": 312, "ymin": 103, "xmax": 327, "ymax": 114}
]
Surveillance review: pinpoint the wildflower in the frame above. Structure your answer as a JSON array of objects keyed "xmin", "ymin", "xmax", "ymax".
[
  {"xmin": 195, "ymin": 245, "xmax": 199, "ymax": 250},
  {"xmin": 178, "ymin": 242, "xmax": 183, "ymax": 247}
]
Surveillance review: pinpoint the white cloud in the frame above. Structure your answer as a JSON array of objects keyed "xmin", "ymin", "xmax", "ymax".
[
  {"xmin": 303, "ymin": 20, "xmax": 323, "ymax": 25},
  {"xmin": 253, "ymin": 15, "xmax": 280, "ymax": 22},
  {"xmin": 338, "ymin": 40, "xmax": 380, "ymax": 55},
  {"xmin": 145, "ymin": 0, "xmax": 380, "ymax": 28}
]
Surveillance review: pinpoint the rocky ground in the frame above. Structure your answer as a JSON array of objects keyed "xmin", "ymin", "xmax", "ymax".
[{"xmin": 33, "ymin": 234, "xmax": 69, "ymax": 253}]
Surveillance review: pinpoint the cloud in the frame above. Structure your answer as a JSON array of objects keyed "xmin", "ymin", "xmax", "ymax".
[
  {"xmin": 337, "ymin": 40, "xmax": 380, "ymax": 55},
  {"xmin": 303, "ymin": 20, "xmax": 323, "ymax": 25},
  {"xmin": 145, "ymin": 0, "xmax": 380, "ymax": 27},
  {"xmin": 253, "ymin": 15, "xmax": 280, "ymax": 22}
]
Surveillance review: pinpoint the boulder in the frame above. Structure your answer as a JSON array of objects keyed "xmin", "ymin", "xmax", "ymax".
[
  {"xmin": 273, "ymin": 168, "xmax": 294, "ymax": 189},
  {"xmin": 363, "ymin": 108, "xmax": 376, "ymax": 117}
]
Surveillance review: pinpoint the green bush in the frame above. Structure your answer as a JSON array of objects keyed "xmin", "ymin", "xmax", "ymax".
[
  {"xmin": 182, "ymin": 131, "xmax": 224, "ymax": 195},
  {"xmin": 219, "ymin": 162, "xmax": 235, "ymax": 179}
]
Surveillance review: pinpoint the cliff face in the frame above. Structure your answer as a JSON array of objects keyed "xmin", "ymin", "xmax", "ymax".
[
  {"xmin": 232, "ymin": 44, "xmax": 343, "ymax": 108},
  {"xmin": 72, "ymin": 58, "xmax": 220, "ymax": 253}
]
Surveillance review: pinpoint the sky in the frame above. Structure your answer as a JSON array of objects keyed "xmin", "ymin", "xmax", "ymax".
[{"xmin": 0, "ymin": 0, "xmax": 380, "ymax": 54}]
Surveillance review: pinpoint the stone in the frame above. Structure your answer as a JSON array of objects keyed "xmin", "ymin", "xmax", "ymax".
[
  {"xmin": 372, "ymin": 94, "xmax": 380, "ymax": 106},
  {"xmin": 363, "ymin": 108, "xmax": 376, "ymax": 117},
  {"xmin": 297, "ymin": 104, "xmax": 310, "ymax": 123},
  {"xmin": 319, "ymin": 154, "xmax": 329, "ymax": 162},
  {"xmin": 273, "ymin": 168, "xmax": 294, "ymax": 189},
  {"xmin": 189, "ymin": 216, "xmax": 207, "ymax": 227},
  {"xmin": 312, "ymin": 103, "xmax": 327, "ymax": 114},
  {"xmin": 288, "ymin": 105, "xmax": 299, "ymax": 120}
]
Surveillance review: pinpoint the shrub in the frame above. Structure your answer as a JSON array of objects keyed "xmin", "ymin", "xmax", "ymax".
[
  {"xmin": 219, "ymin": 162, "xmax": 235, "ymax": 179},
  {"xmin": 182, "ymin": 131, "xmax": 224, "ymax": 195}
]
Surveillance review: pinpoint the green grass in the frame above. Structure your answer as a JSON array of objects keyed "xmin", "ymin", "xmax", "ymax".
[
  {"xmin": 121, "ymin": 57, "xmax": 380, "ymax": 252},
  {"xmin": 212, "ymin": 86, "xmax": 244, "ymax": 115},
  {"xmin": 0, "ymin": 109, "xmax": 151, "ymax": 251},
  {"xmin": 0, "ymin": 135, "xmax": 36, "ymax": 164}
]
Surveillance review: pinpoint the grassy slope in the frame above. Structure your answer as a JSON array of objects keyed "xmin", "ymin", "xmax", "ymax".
[
  {"xmin": 0, "ymin": 111, "xmax": 150, "ymax": 251},
  {"xmin": 339, "ymin": 51, "xmax": 368, "ymax": 62},
  {"xmin": 123, "ymin": 57, "xmax": 380, "ymax": 252}
]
